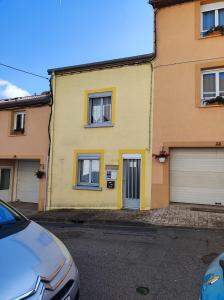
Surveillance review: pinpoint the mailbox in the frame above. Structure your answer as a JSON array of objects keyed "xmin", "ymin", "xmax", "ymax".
[{"xmin": 107, "ymin": 180, "xmax": 115, "ymax": 189}]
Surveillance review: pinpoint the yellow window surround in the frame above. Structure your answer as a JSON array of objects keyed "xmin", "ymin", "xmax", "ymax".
[
  {"xmin": 117, "ymin": 149, "xmax": 146, "ymax": 210},
  {"xmin": 72, "ymin": 149, "xmax": 104, "ymax": 190},
  {"xmin": 84, "ymin": 87, "xmax": 116, "ymax": 126}
]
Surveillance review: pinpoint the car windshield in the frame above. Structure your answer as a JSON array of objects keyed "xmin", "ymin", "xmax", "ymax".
[{"xmin": 0, "ymin": 201, "xmax": 24, "ymax": 226}]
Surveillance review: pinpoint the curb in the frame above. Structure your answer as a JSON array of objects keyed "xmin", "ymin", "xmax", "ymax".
[{"xmin": 30, "ymin": 217, "xmax": 224, "ymax": 231}]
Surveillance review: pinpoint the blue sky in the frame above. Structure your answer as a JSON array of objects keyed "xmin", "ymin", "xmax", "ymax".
[{"xmin": 0, "ymin": 0, "xmax": 153, "ymax": 99}]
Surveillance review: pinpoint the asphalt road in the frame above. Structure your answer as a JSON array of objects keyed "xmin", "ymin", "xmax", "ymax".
[{"xmin": 40, "ymin": 222, "xmax": 224, "ymax": 300}]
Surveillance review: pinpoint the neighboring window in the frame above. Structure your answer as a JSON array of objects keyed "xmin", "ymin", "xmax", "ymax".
[
  {"xmin": 88, "ymin": 92, "xmax": 112, "ymax": 126},
  {"xmin": 12, "ymin": 111, "xmax": 26, "ymax": 134},
  {"xmin": 0, "ymin": 169, "xmax": 10, "ymax": 190},
  {"xmin": 201, "ymin": 2, "xmax": 224, "ymax": 36},
  {"xmin": 201, "ymin": 68, "xmax": 224, "ymax": 105},
  {"xmin": 77, "ymin": 154, "xmax": 100, "ymax": 188}
]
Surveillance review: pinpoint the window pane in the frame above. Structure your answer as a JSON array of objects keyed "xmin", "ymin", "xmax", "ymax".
[
  {"xmin": 79, "ymin": 160, "xmax": 90, "ymax": 183},
  {"xmin": 219, "ymin": 9, "xmax": 224, "ymax": 26},
  {"xmin": 203, "ymin": 73, "xmax": 216, "ymax": 98},
  {"xmin": 16, "ymin": 114, "xmax": 22, "ymax": 130},
  {"xmin": 0, "ymin": 169, "xmax": 10, "ymax": 190},
  {"xmin": 91, "ymin": 160, "xmax": 100, "ymax": 184},
  {"xmin": 14, "ymin": 113, "xmax": 25, "ymax": 131},
  {"xmin": 219, "ymin": 72, "xmax": 224, "ymax": 96},
  {"xmin": 102, "ymin": 97, "xmax": 111, "ymax": 122},
  {"xmin": 90, "ymin": 98, "xmax": 101, "ymax": 124},
  {"xmin": 203, "ymin": 11, "xmax": 215, "ymax": 31}
]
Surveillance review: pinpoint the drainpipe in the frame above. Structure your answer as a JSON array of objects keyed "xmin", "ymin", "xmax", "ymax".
[
  {"xmin": 148, "ymin": 4, "xmax": 157, "ymax": 150},
  {"xmin": 45, "ymin": 73, "xmax": 56, "ymax": 211}
]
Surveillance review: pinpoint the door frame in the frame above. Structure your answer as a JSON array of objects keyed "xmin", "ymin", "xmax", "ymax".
[
  {"xmin": 118, "ymin": 150, "xmax": 146, "ymax": 210},
  {"xmin": 0, "ymin": 166, "xmax": 13, "ymax": 202}
]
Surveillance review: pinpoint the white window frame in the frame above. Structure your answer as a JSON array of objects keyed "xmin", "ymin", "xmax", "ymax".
[
  {"xmin": 201, "ymin": 2, "xmax": 224, "ymax": 34},
  {"xmin": 201, "ymin": 68, "xmax": 224, "ymax": 104},
  {"xmin": 76, "ymin": 154, "xmax": 101, "ymax": 188},
  {"xmin": 88, "ymin": 92, "xmax": 112, "ymax": 127},
  {"xmin": 13, "ymin": 111, "xmax": 26, "ymax": 132}
]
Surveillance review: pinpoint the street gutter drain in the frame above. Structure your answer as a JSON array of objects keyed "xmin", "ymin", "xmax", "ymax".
[{"xmin": 136, "ymin": 287, "xmax": 150, "ymax": 296}]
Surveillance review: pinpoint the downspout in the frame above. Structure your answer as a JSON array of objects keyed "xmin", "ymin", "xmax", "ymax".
[
  {"xmin": 45, "ymin": 73, "xmax": 56, "ymax": 210},
  {"xmin": 148, "ymin": 6, "xmax": 157, "ymax": 150}
]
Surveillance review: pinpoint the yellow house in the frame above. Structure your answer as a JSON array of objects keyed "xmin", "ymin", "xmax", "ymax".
[{"xmin": 47, "ymin": 54, "xmax": 153, "ymax": 210}]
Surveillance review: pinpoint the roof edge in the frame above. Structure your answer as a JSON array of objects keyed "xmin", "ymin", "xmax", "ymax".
[
  {"xmin": 0, "ymin": 94, "xmax": 51, "ymax": 110},
  {"xmin": 150, "ymin": 0, "xmax": 195, "ymax": 9},
  {"xmin": 48, "ymin": 53, "xmax": 154, "ymax": 75}
]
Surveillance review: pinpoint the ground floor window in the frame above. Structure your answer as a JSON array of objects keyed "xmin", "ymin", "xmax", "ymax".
[
  {"xmin": 76, "ymin": 154, "xmax": 101, "ymax": 188},
  {"xmin": 0, "ymin": 169, "xmax": 10, "ymax": 190}
]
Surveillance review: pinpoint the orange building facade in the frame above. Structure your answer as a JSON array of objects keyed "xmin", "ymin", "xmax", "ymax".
[
  {"xmin": 151, "ymin": 0, "xmax": 224, "ymax": 208},
  {"xmin": 0, "ymin": 94, "xmax": 51, "ymax": 211}
]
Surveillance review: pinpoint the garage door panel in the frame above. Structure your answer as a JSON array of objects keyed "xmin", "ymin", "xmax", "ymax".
[
  {"xmin": 171, "ymin": 148, "xmax": 223, "ymax": 158},
  {"xmin": 171, "ymin": 159, "xmax": 224, "ymax": 173},
  {"xmin": 171, "ymin": 171, "xmax": 224, "ymax": 189},
  {"xmin": 171, "ymin": 187, "xmax": 224, "ymax": 205},
  {"xmin": 170, "ymin": 148, "xmax": 224, "ymax": 205}
]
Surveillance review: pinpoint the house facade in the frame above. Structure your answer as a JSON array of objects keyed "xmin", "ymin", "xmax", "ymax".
[
  {"xmin": 0, "ymin": 93, "xmax": 51, "ymax": 211},
  {"xmin": 48, "ymin": 54, "xmax": 153, "ymax": 210},
  {"xmin": 151, "ymin": 0, "xmax": 224, "ymax": 208}
]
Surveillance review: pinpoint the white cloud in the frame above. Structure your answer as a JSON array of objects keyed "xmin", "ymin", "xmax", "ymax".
[{"xmin": 0, "ymin": 79, "xmax": 30, "ymax": 99}]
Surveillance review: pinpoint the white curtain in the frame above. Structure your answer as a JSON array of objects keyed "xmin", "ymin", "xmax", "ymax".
[
  {"xmin": 91, "ymin": 98, "xmax": 101, "ymax": 123},
  {"xmin": 103, "ymin": 97, "xmax": 111, "ymax": 122},
  {"xmin": 203, "ymin": 73, "xmax": 216, "ymax": 98}
]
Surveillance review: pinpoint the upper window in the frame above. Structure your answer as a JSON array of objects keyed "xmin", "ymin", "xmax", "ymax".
[
  {"xmin": 201, "ymin": 2, "xmax": 224, "ymax": 36},
  {"xmin": 88, "ymin": 92, "xmax": 112, "ymax": 127},
  {"xmin": 12, "ymin": 111, "xmax": 26, "ymax": 134},
  {"xmin": 201, "ymin": 68, "xmax": 224, "ymax": 105},
  {"xmin": 76, "ymin": 154, "xmax": 100, "ymax": 189}
]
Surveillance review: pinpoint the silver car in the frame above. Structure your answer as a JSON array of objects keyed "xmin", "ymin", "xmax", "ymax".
[{"xmin": 0, "ymin": 200, "xmax": 80, "ymax": 300}]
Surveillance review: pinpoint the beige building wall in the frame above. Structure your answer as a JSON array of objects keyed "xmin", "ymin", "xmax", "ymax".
[
  {"xmin": 48, "ymin": 63, "xmax": 153, "ymax": 210},
  {"xmin": 152, "ymin": 0, "xmax": 224, "ymax": 208}
]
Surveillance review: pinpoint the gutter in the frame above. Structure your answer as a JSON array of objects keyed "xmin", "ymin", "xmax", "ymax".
[
  {"xmin": 48, "ymin": 54, "xmax": 154, "ymax": 75},
  {"xmin": 150, "ymin": 0, "xmax": 195, "ymax": 9},
  {"xmin": 0, "ymin": 97, "xmax": 50, "ymax": 110}
]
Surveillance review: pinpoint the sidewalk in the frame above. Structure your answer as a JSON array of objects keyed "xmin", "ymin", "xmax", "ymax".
[
  {"xmin": 140, "ymin": 204, "xmax": 224, "ymax": 229},
  {"xmin": 11, "ymin": 201, "xmax": 224, "ymax": 230}
]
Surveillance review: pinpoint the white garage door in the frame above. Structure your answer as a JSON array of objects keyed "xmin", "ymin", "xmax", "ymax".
[
  {"xmin": 16, "ymin": 160, "xmax": 39, "ymax": 203},
  {"xmin": 170, "ymin": 148, "xmax": 224, "ymax": 206}
]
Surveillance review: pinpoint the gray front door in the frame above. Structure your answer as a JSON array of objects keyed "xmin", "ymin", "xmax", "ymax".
[{"xmin": 123, "ymin": 159, "xmax": 141, "ymax": 209}]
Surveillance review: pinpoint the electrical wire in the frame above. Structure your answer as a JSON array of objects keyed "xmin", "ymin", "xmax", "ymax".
[
  {"xmin": 155, "ymin": 55, "xmax": 224, "ymax": 69},
  {"xmin": 0, "ymin": 62, "xmax": 49, "ymax": 80}
]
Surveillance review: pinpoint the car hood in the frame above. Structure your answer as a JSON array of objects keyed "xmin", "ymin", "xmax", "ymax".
[
  {"xmin": 200, "ymin": 253, "xmax": 224, "ymax": 300},
  {"xmin": 0, "ymin": 221, "xmax": 70, "ymax": 300}
]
